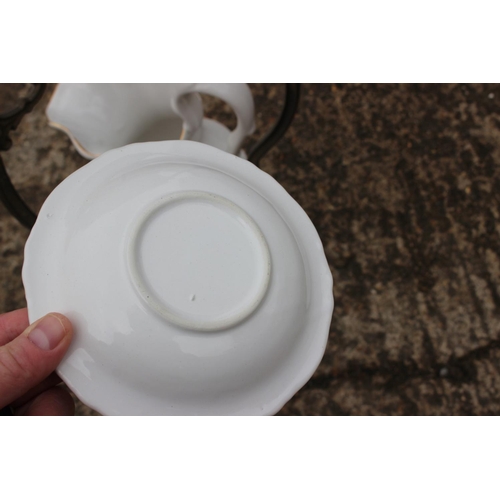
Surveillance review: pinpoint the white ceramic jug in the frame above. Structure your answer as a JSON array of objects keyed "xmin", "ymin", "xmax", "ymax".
[{"xmin": 46, "ymin": 83, "xmax": 255, "ymax": 158}]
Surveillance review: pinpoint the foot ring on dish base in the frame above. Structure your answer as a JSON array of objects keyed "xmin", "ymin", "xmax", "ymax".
[{"xmin": 126, "ymin": 191, "xmax": 271, "ymax": 332}]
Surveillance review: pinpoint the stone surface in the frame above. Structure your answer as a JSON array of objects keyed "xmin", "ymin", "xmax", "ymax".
[{"xmin": 0, "ymin": 83, "xmax": 499, "ymax": 415}]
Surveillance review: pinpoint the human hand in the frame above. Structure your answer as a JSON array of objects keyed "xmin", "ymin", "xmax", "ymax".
[{"xmin": 0, "ymin": 308, "xmax": 74, "ymax": 416}]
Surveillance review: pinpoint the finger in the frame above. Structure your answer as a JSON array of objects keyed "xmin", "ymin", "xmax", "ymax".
[
  {"xmin": 10, "ymin": 372, "xmax": 62, "ymax": 408},
  {"xmin": 0, "ymin": 313, "xmax": 73, "ymax": 408},
  {"xmin": 0, "ymin": 308, "xmax": 29, "ymax": 346},
  {"xmin": 14, "ymin": 386, "xmax": 75, "ymax": 416}
]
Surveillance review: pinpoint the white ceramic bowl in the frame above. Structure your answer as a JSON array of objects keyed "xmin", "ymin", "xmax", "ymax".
[{"xmin": 23, "ymin": 141, "xmax": 333, "ymax": 415}]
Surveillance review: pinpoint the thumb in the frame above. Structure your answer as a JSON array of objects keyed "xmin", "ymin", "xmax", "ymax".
[{"xmin": 0, "ymin": 313, "xmax": 73, "ymax": 408}]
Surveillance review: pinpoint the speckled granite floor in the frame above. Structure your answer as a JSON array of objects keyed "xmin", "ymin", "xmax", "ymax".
[{"xmin": 1, "ymin": 83, "xmax": 499, "ymax": 415}]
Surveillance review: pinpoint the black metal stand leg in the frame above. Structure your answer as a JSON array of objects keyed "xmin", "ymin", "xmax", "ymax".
[
  {"xmin": 0, "ymin": 155, "xmax": 36, "ymax": 229},
  {"xmin": 0, "ymin": 83, "xmax": 46, "ymax": 230},
  {"xmin": 248, "ymin": 83, "xmax": 301, "ymax": 168}
]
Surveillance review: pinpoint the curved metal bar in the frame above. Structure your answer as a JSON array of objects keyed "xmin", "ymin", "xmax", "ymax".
[
  {"xmin": 0, "ymin": 84, "xmax": 46, "ymax": 229},
  {"xmin": 247, "ymin": 83, "xmax": 301, "ymax": 168},
  {"xmin": 0, "ymin": 155, "xmax": 37, "ymax": 228}
]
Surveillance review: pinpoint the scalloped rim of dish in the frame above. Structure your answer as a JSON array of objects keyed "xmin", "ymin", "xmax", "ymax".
[{"xmin": 23, "ymin": 141, "xmax": 334, "ymax": 415}]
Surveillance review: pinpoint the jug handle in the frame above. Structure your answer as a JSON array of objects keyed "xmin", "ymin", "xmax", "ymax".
[
  {"xmin": 174, "ymin": 83, "xmax": 255, "ymax": 156},
  {"xmin": 248, "ymin": 84, "xmax": 301, "ymax": 168}
]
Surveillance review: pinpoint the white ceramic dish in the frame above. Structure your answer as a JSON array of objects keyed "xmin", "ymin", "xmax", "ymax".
[
  {"xmin": 46, "ymin": 83, "xmax": 255, "ymax": 158},
  {"xmin": 23, "ymin": 141, "xmax": 333, "ymax": 415}
]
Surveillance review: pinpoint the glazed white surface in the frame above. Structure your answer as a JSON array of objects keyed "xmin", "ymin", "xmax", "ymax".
[
  {"xmin": 23, "ymin": 141, "xmax": 333, "ymax": 415},
  {"xmin": 126, "ymin": 191, "xmax": 271, "ymax": 331}
]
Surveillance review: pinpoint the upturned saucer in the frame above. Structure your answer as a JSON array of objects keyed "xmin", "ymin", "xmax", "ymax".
[{"xmin": 23, "ymin": 141, "xmax": 333, "ymax": 415}]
